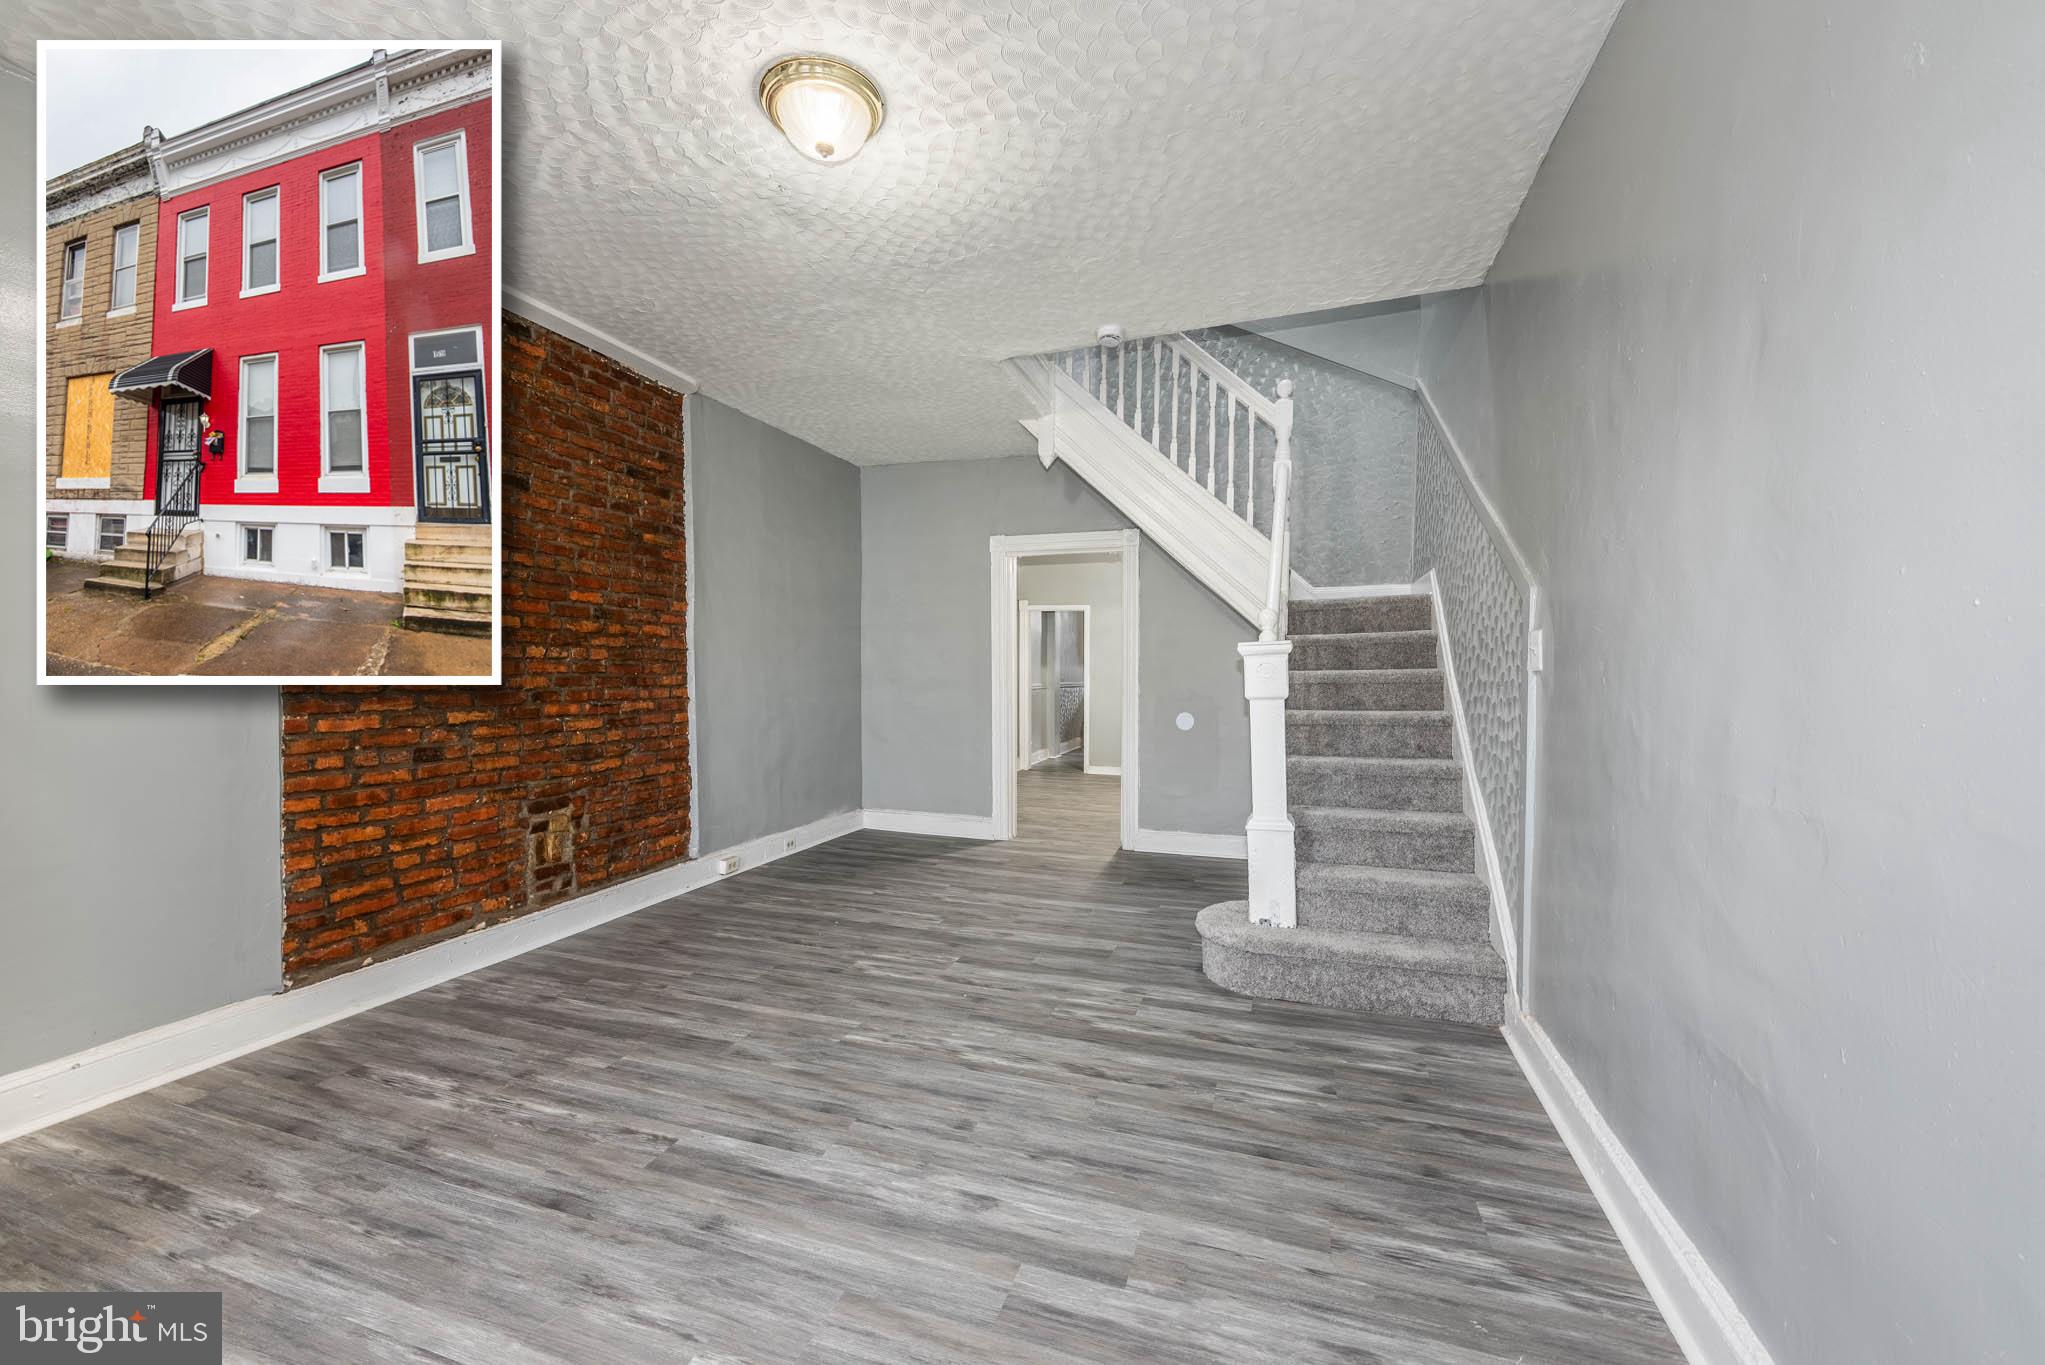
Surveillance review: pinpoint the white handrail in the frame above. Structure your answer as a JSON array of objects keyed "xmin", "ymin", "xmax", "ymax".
[{"xmin": 1259, "ymin": 378, "xmax": 1295, "ymax": 641}]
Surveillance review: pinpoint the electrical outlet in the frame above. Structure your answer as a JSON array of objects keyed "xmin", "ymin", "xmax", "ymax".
[{"xmin": 716, "ymin": 855, "xmax": 740, "ymax": 876}]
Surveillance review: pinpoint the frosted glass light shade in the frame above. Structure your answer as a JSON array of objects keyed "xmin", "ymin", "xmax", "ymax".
[{"xmin": 759, "ymin": 56, "xmax": 885, "ymax": 164}]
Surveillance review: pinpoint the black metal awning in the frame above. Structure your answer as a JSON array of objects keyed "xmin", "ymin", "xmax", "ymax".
[{"xmin": 109, "ymin": 349, "xmax": 212, "ymax": 401}]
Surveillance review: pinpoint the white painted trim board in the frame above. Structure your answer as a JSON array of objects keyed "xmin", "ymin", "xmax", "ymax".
[
  {"xmin": 1130, "ymin": 828, "xmax": 1246, "ymax": 860},
  {"xmin": 0, "ymin": 808, "xmax": 862, "ymax": 1146},
  {"xmin": 1504, "ymin": 1010, "xmax": 1776, "ymax": 1365}
]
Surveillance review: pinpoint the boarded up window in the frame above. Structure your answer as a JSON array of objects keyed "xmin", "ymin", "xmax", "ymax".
[{"xmin": 59, "ymin": 373, "xmax": 115, "ymax": 480}]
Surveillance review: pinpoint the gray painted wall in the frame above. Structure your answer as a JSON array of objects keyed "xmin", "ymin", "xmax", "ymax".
[
  {"xmin": 1423, "ymin": 1, "xmax": 2045, "ymax": 1359},
  {"xmin": 1188, "ymin": 327, "xmax": 1418, "ymax": 588},
  {"xmin": 1017, "ymin": 558, "xmax": 1124, "ymax": 769},
  {"xmin": 2, "ymin": 69, "xmax": 282, "ymax": 1076},
  {"xmin": 687, "ymin": 395, "xmax": 863, "ymax": 851},
  {"xmin": 861, "ymin": 456, "xmax": 1250, "ymax": 835}
]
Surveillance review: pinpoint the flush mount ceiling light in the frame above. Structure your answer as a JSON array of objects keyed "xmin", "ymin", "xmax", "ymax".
[{"xmin": 758, "ymin": 55, "xmax": 885, "ymax": 164}]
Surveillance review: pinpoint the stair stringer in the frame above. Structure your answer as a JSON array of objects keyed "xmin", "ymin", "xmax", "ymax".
[{"xmin": 1004, "ymin": 354, "xmax": 1271, "ymax": 629}]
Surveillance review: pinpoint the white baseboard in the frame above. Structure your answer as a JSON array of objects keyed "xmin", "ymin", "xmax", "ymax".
[
  {"xmin": 1289, "ymin": 577, "xmax": 1420, "ymax": 601},
  {"xmin": 1130, "ymin": 827, "xmax": 1248, "ymax": 859},
  {"xmin": 1084, "ymin": 764, "xmax": 1122, "ymax": 777},
  {"xmin": 0, "ymin": 808, "xmax": 862, "ymax": 1146},
  {"xmin": 860, "ymin": 809, "xmax": 1002, "ymax": 840},
  {"xmin": 1503, "ymin": 1011, "xmax": 1775, "ymax": 1365}
]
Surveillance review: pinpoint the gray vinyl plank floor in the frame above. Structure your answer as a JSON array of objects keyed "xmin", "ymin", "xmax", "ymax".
[{"xmin": 0, "ymin": 764, "xmax": 1680, "ymax": 1363}]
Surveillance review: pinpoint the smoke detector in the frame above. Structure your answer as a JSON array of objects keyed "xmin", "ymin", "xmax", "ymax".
[{"xmin": 1096, "ymin": 323, "xmax": 1124, "ymax": 349}]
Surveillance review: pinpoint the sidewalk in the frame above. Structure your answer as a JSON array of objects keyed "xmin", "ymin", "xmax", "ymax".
[{"xmin": 44, "ymin": 559, "xmax": 492, "ymax": 678}]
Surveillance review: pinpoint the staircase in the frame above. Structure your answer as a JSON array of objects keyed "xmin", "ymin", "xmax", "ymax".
[
  {"xmin": 1008, "ymin": 330, "xmax": 1512, "ymax": 1028},
  {"xmin": 83, "ymin": 526, "xmax": 202, "ymax": 596},
  {"xmin": 1196, "ymin": 593, "xmax": 1506, "ymax": 1025},
  {"xmin": 401, "ymin": 524, "xmax": 493, "ymax": 634},
  {"xmin": 1005, "ymin": 335, "xmax": 1288, "ymax": 629}
]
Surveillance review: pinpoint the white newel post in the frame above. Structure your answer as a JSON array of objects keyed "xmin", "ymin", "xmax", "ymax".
[{"xmin": 1239, "ymin": 640, "xmax": 1296, "ymax": 926}]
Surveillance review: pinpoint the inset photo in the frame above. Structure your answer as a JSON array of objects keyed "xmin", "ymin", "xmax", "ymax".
[{"xmin": 37, "ymin": 41, "xmax": 500, "ymax": 683}]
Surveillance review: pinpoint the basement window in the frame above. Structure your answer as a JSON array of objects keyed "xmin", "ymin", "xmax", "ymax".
[
  {"xmin": 45, "ymin": 513, "xmax": 68, "ymax": 550},
  {"xmin": 326, "ymin": 528, "xmax": 366, "ymax": 572},
  {"xmin": 243, "ymin": 525, "xmax": 274, "ymax": 565},
  {"xmin": 97, "ymin": 516, "xmax": 127, "ymax": 553}
]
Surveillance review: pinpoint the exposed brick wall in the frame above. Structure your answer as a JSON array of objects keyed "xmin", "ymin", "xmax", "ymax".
[{"xmin": 279, "ymin": 314, "xmax": 690, "ymax": 980}]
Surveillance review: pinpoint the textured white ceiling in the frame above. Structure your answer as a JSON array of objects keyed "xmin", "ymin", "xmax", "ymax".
[{"xmin": 13, "ymin": 2, "xmax": 1621, "ymax": 464}]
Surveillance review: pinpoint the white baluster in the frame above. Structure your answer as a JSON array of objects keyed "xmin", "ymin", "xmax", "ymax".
[
  {"xmin": 1169, "ymin": 350, "xmax": 1180, "ymax": 468},
  {"xmin": 1226, "ymin": 397, "xmax": 1237, "ymax": 515},
  {"xmin": 1153, "ymin": 341, "xmax": 1169, "ymax": 448},
  {"xmin": 1194, "ymin": 376, "xmax": 1210, "ymax": 499},
  {"xmin": 1120, "ymin": 345, "xmax": 1130, "ymax": 424}
]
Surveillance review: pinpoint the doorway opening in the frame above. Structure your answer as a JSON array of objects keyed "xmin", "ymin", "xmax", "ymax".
[{"xmin": 989, "ymin": 530, "xmax": 1138, "ymax": 848}]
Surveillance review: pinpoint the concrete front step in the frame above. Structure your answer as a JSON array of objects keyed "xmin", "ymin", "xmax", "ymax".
[
  {"xmin": 402, "ymin": 604, "xmax": 491, "ymax": 636},
  {"xmin": 1196, "ymin": 901, "xmax": 1505, "ymax": 1026},
  {"xmin": 1289, "ymin": 594, "xmax": 1433, "ymax": 635},
  {"xmin": 402, "ymin": 561, "xmax": 493, "ymax": 587},
  {"xmin": 405, "ymin": 540, "xmax": 492, "ymax": 564},
  {"xmin": 1288, "ymin": 756, "xmax": 1463, "ymax": 812},
  {"xmin": 1288, "ymin": 629, "xmax": 1439, "ymax": 671},
  {"xmin": 1290, "ymin": 668, "xmax": 1444, "ymax": 712},
  {"xmin": 411, "ymin": 524, "xmax": 492, "ymax": 545},
  {"xmin": 1287, "ymin": 709, "xmax": 1454, "ymax": 759},
  {"xmin": 1291, "ymin": 807, "xmax": 1476, "ymax": 871},
  {"xmin": 404, "ymin": 584, "xmax": 493, "ymax": 612},
  {"xmin": 1296, "ymin": 864, "xmax": 1491, "ymax": 940}
]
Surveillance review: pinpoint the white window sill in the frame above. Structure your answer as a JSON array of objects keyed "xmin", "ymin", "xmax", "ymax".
[
  {"xmin": 240, "ymin": 283, "xmax": 280, "ymax": 299},
  {"xmin": 317, "ymin": 266, "xmax": 366, "ymax": 284},
  {"xmin": 235, "ymin": 476, "xmax": 278, "ymax": 495},
  {"xmin": 418, "ymin": 242, "xmax": 476, "ymax": 264},
  {"xmin": 105, "ymin": 306, "xmax": 137, "ymax": 319},
  {"xmin": 318, "ymin": 473, "xmax": 370, "ymax": 495},
  {"xmin": 54, "ymin": 477, "xmax": 111, "ymax": 489},
  {"xmin": 172, "ymin": 297, "xmax": 206, "ymax": 312},
  {"xmin": 55, "ymin": 316, "xmax": 81, "ymax": 328}
]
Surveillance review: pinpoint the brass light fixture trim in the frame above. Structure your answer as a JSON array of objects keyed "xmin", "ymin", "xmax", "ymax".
[{"xmin": 758, "ymin": 55, "xmax": 886, "ymax": 163}]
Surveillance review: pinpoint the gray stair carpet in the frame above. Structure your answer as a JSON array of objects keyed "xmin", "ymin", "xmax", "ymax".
[{"xmin": 1198, "ymin": 592, "xmax": 1507, "ymax": 1026}]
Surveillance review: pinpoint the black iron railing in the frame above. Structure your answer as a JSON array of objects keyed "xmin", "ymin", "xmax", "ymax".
[{"xmin": 143, "ymin": 460, "xmax": 202, "ymax": 600}]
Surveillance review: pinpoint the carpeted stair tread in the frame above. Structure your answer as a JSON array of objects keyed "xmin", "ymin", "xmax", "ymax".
[
  {"xmin": 1196, "ymin": 901, "xmax": 1506, "ymax": 1025},
  {"xmin": 1289, "ymin": 668, "xmax": 1445, "ymax": 711},
  {"xmin": 1286, "ymin": 709, "xmax": 1454, "ymax": 759},
  {"xmin": 1287, "ymin": 755, "xmax": 1464, "ymax": 812},
  {"xmin": 1296, "ymin": 864, "xmax": 1492, "ymax": 939},
  {"xmin": 1288, "ymin": 629, "xmax": 1439, "ymax": 671},
  {"xmin": 1288, "ymin": 595, "xmax": 1433, "ymax": 635}
]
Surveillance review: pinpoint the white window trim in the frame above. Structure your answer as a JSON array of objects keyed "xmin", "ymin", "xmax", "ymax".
[
  {"xmin": 323, "ymin": 526, "xmax": 369, "ymax": 574},
  {"xmin": 108, "ymin": 222, "xmax": 140, "ymax": 315},
  {"xmin": 54, "ymin": 477, "xmax": 113, "ymax": 490},
  {"xmin": 318, "ymin": 341, "xmax": 371, "ymax": 494},
  {"xmin": 412, "ymin": 130, "xmax": 476, "ymax": 264},
  {"xmin": 317, "ymin": 163, "xmax": 367, "ymax": 284},
  {"xmin": 59, "ymin": 239, "xmax": 86, "ymax": 321},
  {"xmin": 241, "ymin": 524, "xmax": 276, "ymax": 565},
  {"xmin": 236, "ymin": 353, "xmax": 281, "ymax": 494},
  {"xmin": 240, "ymin": 187, "xmax": 282, "ymax": 299},
  {"xmin": 172, "ymin": 206, "xmax": 209, "ymax": 310}
]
